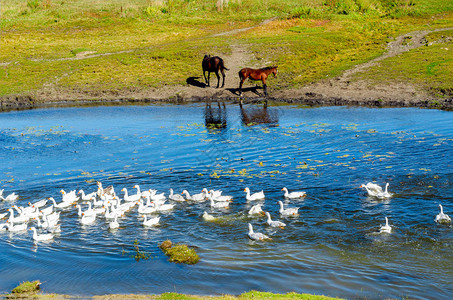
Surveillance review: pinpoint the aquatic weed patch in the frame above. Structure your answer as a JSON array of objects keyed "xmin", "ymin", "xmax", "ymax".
[
  {"xmin": 159, "ymin": 240, "xmax": 200, "ymax": 265},
  {"xmin": 11, "ymin": 280, "xmax": 41, "ymax": 295}
]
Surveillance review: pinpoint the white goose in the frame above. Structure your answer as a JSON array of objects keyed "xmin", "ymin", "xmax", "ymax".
[
  {"xmin": 104, "ymin": 204, "xmax": 122, "ymax": 220},
  {"xmin": 281, "ymin": 187, "xmax": 306, "ymax": 199},
  {"xmin": 28, "ymin": 199, "xmax": 48, "ymax": 208},
  {"xmin": 208, "ymin": 189, "xmax": 223, "ymax": 198},
  {"xmin": 155, "ymin": 202, "xmax": 175, "ymax": 212},
  {"xmin": 169, "ymin": 188, "xmax": 185, "ymax": 202},
  {"xmin": 278, "ymin": 201, "xmax": 299, "ymax": 216},
  {"xmin": 208, "ymin": 190, "xmax": 233, "ymax": 202},
  {"xmin": 182, "ymin": 190, "xmax": 206, "ymax": 201},
  {"xmin": 244, "ymin": 187, "xmax": 265, "ymax": 201},
  {"xmin": 265, "ymin": 212, "xmax": 286, "ymax": 228},
  {"xmin": 247, "ymin": 223, "xmax": 270, "ymax": 241},
  {"xmin": 121, "ymin": 188, "xmax": 141, "ymax": 202},
  {"xmin": 134, "ymin": 185, "xmax": 151, "ymax": 198},
  {"xmin": 0, "ymin": 192, "xmax": 19, "ymax": 201},
  {"xmin": 7, "ymin": 208, "xmax": 29, "ymax": 224},
  {"xmin": 379, "ymin": 217, "xmax": 392, "ymax": 233},
  {"xmin": 376, "ymin": 183, "xmax": 393, "ymax": 199},
  {"xmin": 78, "ymin": 189, "xmax": 96, "ymax": 201},
  {"xmin": 137, "ymin": 200, "xmax": 157, "ymax": 214},
  {"xmin": 14, "ymin": 205, "xmax": 39, "ymax": 219},
  {"xmin": 209, "ymin": 198, "xmax": 229, "ymax": 209},
  {"xmin": 202, "ymin": 211, "xmax": 216, "ymax": 221},
  {"xmin": 29, "ymin": 227, "xmax": 53, "ymax": 241},
  {"xmin": 76, "ymin": 203, "xmax": 96, "ymax": 218},
  {"xmin": 60, "ymin": 189, "xmax": 78, "ymax": 202},
  {"xmin": 40, "ymin": 205, "xmax": 54, "ymax": 216},
  {"xmin": 80, "ymin": 213, "xmax": 96, "ymax": 225},
  {"xmin": 35, "ymin": 217, "xmax": 60, "ymax": 233},
  {"xmin": 143, "ymin": 215, "xmax": 160, "ymax": 227},
  {"xmin": 109, "ymin": 215, "xmax": 120, "ymax": 229},
  {"xmin": 150, "ymin": 190, "xmax": 166, "ymax": 201},
  {"xmin": 248, "ymin": 204, "xmax": 265, "ymax": 216},
  {"xmin": 45, "ymin": 211, "xmax": 60, "ymax": 224},
  {"xmin": 48, "ymin": 197, "xmax": 73, "ymax": 209},
  {"xmin": 435, "ymin": 204, "xmax": 451, "ymax": 223},
  {"xmin": 360, "ymin": 182, "xmax": 388, "ymax": 197},
  {"xmin": 6, "ymin": 222, "xmax": 27, "ymax": 232}
]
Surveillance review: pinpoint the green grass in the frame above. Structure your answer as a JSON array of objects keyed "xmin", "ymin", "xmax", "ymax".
[
  {"xmin": 352, "ymin": 30, "xmax": 453, "ymax": 97},
  {"xmin": 0, "ymin": 0, "xmax": 452, "ymax": 101}
]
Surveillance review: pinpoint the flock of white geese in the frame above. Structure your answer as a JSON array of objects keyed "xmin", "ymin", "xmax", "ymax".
[{"xmin": 0, "ymin": 181, "xmax": 451, "ymax": 242}]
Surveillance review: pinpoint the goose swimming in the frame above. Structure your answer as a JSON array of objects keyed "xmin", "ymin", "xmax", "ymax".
[
  {"xmin": 29, "ymin": 227, "xmax": 53, "ymax": 241},
  {"xmin": 248, "ymin": 204, "xmax": 264, "ymax": 216},
  {"xmin": 28, "ymin": 199, "xmax": 48, "ymax": 208},
  {"xmin": 143, "ymin": 215, "xmax": 160, "ymax": 227},
  {"xmin": 209, "ymin": 198, "xmax": 229, "ymax": 209},
  {"xmin": 278, "ymin": 201, "xmax": 299, "ymax": 216},
  {"xmin": 109, "ymin": 215, "xmax": 120, "ymax": 229},
  {"xmin": 78, "ymin": 189, "xmax": 96, "ymax": 201},
  {"xmin": 244, "ymin": 187, "xmax": 265, "ymax": 201},
  {"xmin": 379, "ymin": 217, "xmax": 392, "ymax": 233},
  {"xmin": 182, "ymin": 190, "xmax": 206, "ymax": 201},
  {"xmin": 169, "ymin": 188, "xmax": 185, "ymax": 202},
  {"xmin": 281, "ymin": 187, "xmax": 306, "ymax": 199},
  {"xmin": 0, "ymin": 192, "xmax": 19, "ymax": 201},
  {"xmin": 376, "ymin": 183, "xmax": 393, "ymax": 199},
  {"xmin": 60, "ymin": 189, "xmax": 78, "ymax": 202},
  {"xmin": 121, "ymin": 188, "xmax": 141, "ymax": 202},
  {"xmin": 435, "ymin": 204, "xmax": 451, "ymax": 224},
  {"xmin": 265, "ymin": 212, "xmax": 286, "ymax": 228},
  {"xmin": 202, "ymin": 211, "xmax": 216, "ymax": 221},
  {"xmin": 6, "ymin": 222, "xmax": 27, "ymax": 232},
  {"xmin": 247, "ymin": 223, "xmax": 270, "ymax": 241},
  {"xmin": 80, "ymin": 213, "xmax": 96, "ymax": 225},
  {"xmin": 48, "ymin": 197, "xmax": 73, "ymax": 209}
]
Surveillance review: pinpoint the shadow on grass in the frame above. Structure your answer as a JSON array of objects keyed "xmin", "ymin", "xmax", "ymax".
[{"xmin": 186, "ymin": 77, "xmax": 207, "ymax": 88}]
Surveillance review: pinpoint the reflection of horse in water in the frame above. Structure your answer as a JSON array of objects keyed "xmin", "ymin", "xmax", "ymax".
[
  {"xmin": 204, "ymin": 101, "xmax": 227, "ymax": 129},
  {"xmin": 239, "ymin": 100, "xmax": 278, "ymax": 126}
]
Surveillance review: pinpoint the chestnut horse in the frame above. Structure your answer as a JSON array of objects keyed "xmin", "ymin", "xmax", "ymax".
[
  {"xmin": 238, "ymin": 66, "xmax": 278, "ymax": 97},
  {"xmin": 202, "ymin": 55, "xmax": 229, "ymax": 88}
]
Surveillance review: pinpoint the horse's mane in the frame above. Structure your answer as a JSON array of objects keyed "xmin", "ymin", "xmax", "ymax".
[{"xmin": 262, "ymin": 66, "xmax": 277, "ymax": 70}]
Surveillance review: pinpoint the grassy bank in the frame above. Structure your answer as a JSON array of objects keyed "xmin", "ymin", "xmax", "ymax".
[
  {"xmin": 0, "ymin": 0, "xmax": 452, "ymax": 102},
  {"xmin": 5, "ymin": 285, "xmax": 343, "ymax": 299}
]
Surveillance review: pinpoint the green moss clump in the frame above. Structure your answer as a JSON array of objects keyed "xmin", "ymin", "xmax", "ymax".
[
  {"xmin": 159, "ymin": 240, "xmax": 200, "ymax": 265},
  {"xmin": 11, "ymin": 280, "xmax": 41, "ymax": 294}
]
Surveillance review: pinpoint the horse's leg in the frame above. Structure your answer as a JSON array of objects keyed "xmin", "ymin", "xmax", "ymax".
[
  {"xmin": 239, "ymin": 78, "xmax": 245, "ymax": 97},
  {"xmin": 262, "ymin": 77, "xmax": 267, "ymax": 96},
  {"xmin": 215, "ymin": 70, "xmax": 220, "ymax": 88},
  {"xmin": 220, "ymin": 69, "xmax": 226, "ymax": 88},
  {"xmin": 207, "ymin": 71, "xmax": 211, "ymax": 87},
  {"xmin": 203, "ymin": 70, "xmax": 208, "ymax": 86}
]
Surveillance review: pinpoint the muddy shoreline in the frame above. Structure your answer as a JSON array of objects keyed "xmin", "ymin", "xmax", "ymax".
[{"xmin": 1, "ymin": 91, "xmax": 452, "ymax": 112}]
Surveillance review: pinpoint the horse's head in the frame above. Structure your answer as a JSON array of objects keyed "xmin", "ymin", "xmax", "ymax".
[
  {"xmin": 272, "ymin": 66, "xmax": 278, "ymax": 77},
  {"xmin": 203, "ymin": 54, "xmax": 211, "ymax": 61}
]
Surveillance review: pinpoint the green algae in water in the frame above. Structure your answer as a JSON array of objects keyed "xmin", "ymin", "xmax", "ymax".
[
  {"xmin": 11, "ymin": 280, "xmax": 41, "ymax": 294},
  {"xmin": 159, "ymin": 240, "xmax": 200, "ymax": 265}
]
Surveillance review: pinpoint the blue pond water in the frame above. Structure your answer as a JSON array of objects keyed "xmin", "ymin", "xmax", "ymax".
[{"xmin": 0, "ymin": 103, "xmax": 452, "ymax": 299}]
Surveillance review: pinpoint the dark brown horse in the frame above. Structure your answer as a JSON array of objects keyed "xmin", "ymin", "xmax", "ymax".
[
  {"xmin": 238, "ymin": 66, "xmax": 278, "ymax": 97},
  {"xmin": 202, "ymin": 55, "xmax": 229, "ymax": 88}
]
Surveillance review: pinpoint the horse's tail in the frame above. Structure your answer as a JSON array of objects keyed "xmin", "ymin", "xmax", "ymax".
[{"xmin": 219, "ymin": 58, "xmax": 229, "ymax": 71}]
